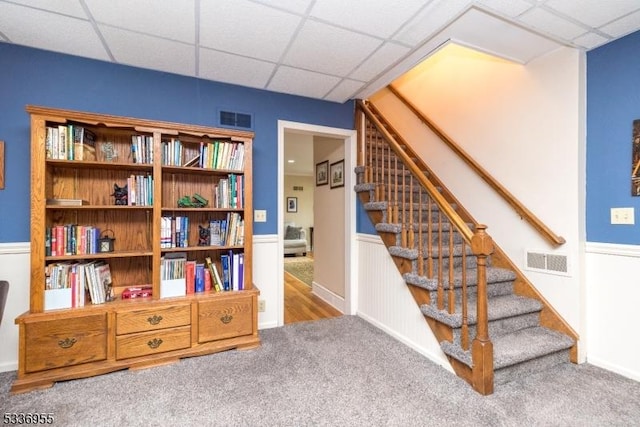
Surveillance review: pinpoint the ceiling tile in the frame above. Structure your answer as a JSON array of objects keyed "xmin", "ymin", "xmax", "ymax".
[
  {"xmin": 268, "ymin": 66, "xmax": 341, "ymax": 99},
  {"xmin": 324, "ymin": 79, "xmax": 365, "ymax": 103},
  {"xmin": 85, "ymin": 0, "xmax": 195, "ymax": 44},
  {"xmin": 250, "ymin": 0, "xmax": 313, "ymax": 15},
  {"xmin": 283, "ymin": 20, "xmax": 382, "ymax": 76},
  {"xmin": 475, "ymin": 0, "xmax": 533, "ymax": 17},
  {"xmin": 393, "ymin": 0, "xmax": 471, "ymax": 46},
  {"xmin": 572, "ymin": 32, "xmax": 610, "ymax": 49},
  {"xmin": 600, "ymin": 10, "xmax": 640, "ymax": 38},
  {"xmin": 3, "ymin": 0, "xmax": 86, "ymax": 18},
  {"xmin": 309, "ymin": 0, "xmax": 426, "ymax": 39},
  {"xmin": 350, "ymin": 42, "xmax": 411, "ymax": 82},
  {"xmin": 0, "ymin": 3, "xmax": 109, "ymax": 61},
  {"xmin": 200, "ymin": 0, "xmax": 301, "ymax": 62},
  {"xmin": 100, "ymin": 26, "xmax": 195, "ymax": 77},
  {"xmin": 517, "ymin": 7, "xmax": 588, "ymax": 40},
  {"xmin": 199, "ymin": 48, "xmax": 275, "ymax": 89},
  {"xmin": 544, "ymin": 0, "xmax": 640, "ymax": 28}
]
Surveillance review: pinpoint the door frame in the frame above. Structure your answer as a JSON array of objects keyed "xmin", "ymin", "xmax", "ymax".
[{"xmin": 277, "ymin": 120, "xmax": 357, "ymax": 326}]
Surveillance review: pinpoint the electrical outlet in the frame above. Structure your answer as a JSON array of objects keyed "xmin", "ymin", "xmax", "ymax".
[
  {"xmin": 610, "ymin": 207, "xmax": 635, "ymax": 225},
  {"xmin": 258, "ymin": 299, "xmax": 266, "ymax": 312}
]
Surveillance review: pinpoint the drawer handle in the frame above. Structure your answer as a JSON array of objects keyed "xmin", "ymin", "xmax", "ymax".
[
  {"xmin": 147, "ymin": 338, "xmax": 163, "ymax": 349},
  {"xmin": 147, "ymin": 315, "xmax": 163, "ymax": 325},
  {"xmin": 220, "ymin": 314, "xmax": 233, "ymax": 324},
  {"xmin": 58, "ymin": 338, "xmax": 77, "ymax": 349}
]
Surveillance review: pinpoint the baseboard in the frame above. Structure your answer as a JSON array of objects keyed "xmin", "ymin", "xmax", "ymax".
[
  {"xmin": 357, "ymin": 312, "xmax": 453, "ymax": 373},
  {"xmin": 258, "ymin": 320, "xmax": 279, "ymax": 330},
  {"xmin": 587, "ymin": 356, "xmax": 640, "ymax": 383},
  {"xmin": 311, "ymin": 282, "xmax": 345, "ymax": 313},
  {"xmin": 0, "ymin": 361, "xmax": 17, "ymax": 373}
]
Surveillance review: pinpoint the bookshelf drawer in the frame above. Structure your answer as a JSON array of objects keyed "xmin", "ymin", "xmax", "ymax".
[
  {"xmin": 198, "ymin": 295, "xmax": 254, "ymax": 343},
  {"xmin": 116, "ymin": 304, "xmax": 191, "ymax": 335},
  {"xmin": 116, "ymin": 326, "xmax": 191, "ymax": 360},
  {"xmin": 24, "ymin": 314, "xmax": 107, "ymax": 373}
]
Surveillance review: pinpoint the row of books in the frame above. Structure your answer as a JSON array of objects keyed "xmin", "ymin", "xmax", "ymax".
[
  {"xmin": 131, "ymin": 135, "xmax": 154, "ymax": 164},
  {"xmin": 45, "ymin": 124, "xmax": 97, "ymax": 161},
  {"xmin": 210, "ymin": 213, "xmax": 244, "ymax": 246},
  {"xmin": 214, "ymin": 174, "xmax": 244, "ymax": 209},
  {"xmin": 125, "ymin": 174, "xmax": 154, "ymax": 206},
  {"xmin": 160, "ymin": 216, "xmax": 189, "ymax": 248},
  {"xmin": 45, "ymin": 260, "xmax": 112, "ymax": 306},
  {"xmin": 45, "ymin": 225, "xmax": 102, "ymax": 257},
  {"xmin": 200, "ymin": 140, "xmax": 245, "ymax": 170}
]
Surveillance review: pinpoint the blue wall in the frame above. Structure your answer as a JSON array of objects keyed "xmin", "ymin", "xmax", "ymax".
[
  {"xmin": 587, "ymin": 30, "xmax": 640, "ymax": 244},
  {"xmin": 0, "ymin": 43, "xmax": 354, "ymax": 242}
]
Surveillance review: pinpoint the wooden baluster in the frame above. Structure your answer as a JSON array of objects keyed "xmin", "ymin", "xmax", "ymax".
[
  {"xmin": 426, "ymin": 195, "xmax": 434, "ymax": 279},
  {"xmin": 461, "ymin": 240, "xmax": 469, "ymax": 351},
  {"xmin": 400, "ymin": 163, "xmax": 407, "ymax": 248},
  {"xmin": 417, "ymin": 187, "xmax": 424, "ymax": 276},
  {"xmin": 408, "ymin": 175, "xmax": 415, "ymax": 249},
  {"xmin": 448, "ymin": 218, "xmax": 455, "ymax": 314},
  {"xmin": 393, "ymin": 155, "xmax": 399, "ymax": 224},
  {"xmin": 437, "ymin": 209, "xmax": 444, "ymax": 310},
  {"xmin": 357, "ymin": 107, "xmax": 364, "ymax": 170},
  {"xmin": 471, "ymin": 224, "xmax": 494, "ymax": 395},
  {"xmin": 366, "ymin": 122, "xmax": 373, "ymax": 183},
  {"xmin": 386, "ymin": 144, "xmax": 392, "ymax": 222}
]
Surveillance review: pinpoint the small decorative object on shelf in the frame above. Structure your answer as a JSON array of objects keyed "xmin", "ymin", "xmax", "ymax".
[
  {"xmin": 101, "ymin": 141, "xmax": 117, "ymax": 162},
  {"xmin": 198, "ymin": 225, "xmax": 210, "ymax": 246},
  {"xmin": 112, "ymin": 183, "xmax": 128, "ymax": 205},
  {"xmin": 177, "ymin": 193, "xmax": 209, "ymax": 208},
  {"xmin": 98, "ymin": 230, "xmax": 116, "ymax": 253}
]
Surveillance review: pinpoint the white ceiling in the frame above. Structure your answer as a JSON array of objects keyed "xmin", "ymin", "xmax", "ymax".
[{"xmin": 1, "ymin": 0, "xmax": 640, "ymax": 105}]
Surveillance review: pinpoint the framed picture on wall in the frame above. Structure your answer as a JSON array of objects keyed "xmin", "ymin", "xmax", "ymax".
[
  {"xmin": 330, "ymin": 159, "xmax": 344, "ymax": 189},
  {"xmin": 316, "ymin": 160, "xmax": 328, "ymax": 186},
  {"xmin": 287, "ymin": 196, "xmax": 298, "ymax": 213}
]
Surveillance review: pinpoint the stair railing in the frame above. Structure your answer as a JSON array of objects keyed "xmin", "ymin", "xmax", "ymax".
[
  {"xmin": 357, "ymin": 99, "xmax": 495, "ymax": 394},
  {"xmin": 387, "ymin": 84, "xmax": 565, "ymax": 248}
]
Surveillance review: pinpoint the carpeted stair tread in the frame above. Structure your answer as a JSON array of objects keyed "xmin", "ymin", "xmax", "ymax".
[
  {"xmin": 363, "ymin": 201, "xmax": 447, "ymax": 213},
  {"xmin": 419, "ymin": 294, "xmax": 543, "ymax": 328},
  {"xmin": 404, "ymin": 267, "xmax": 516, "ymax": 291},
  {"xmin": 388, "ymin": 243, "xmax": 472, "ymax": 260},
  {"xmin": 376, "ymin": 222, "xmax": 471, "ymax": 234},
  {"xmin": 440, "ymin": 326, "xmax": 574, "ymax": 370}
]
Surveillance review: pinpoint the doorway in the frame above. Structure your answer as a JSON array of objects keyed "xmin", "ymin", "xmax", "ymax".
[{"xmin": 277, "ymin": 120, "xmax": 357, "ymax": 327}]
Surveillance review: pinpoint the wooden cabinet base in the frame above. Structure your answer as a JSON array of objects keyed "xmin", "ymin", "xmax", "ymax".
[{"xmin": 11, "ymin": 291, "xmax": 260, "ymax": 395}]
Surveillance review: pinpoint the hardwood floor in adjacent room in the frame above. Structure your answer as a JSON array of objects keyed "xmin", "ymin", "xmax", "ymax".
[{"xmin": 284, "ymin": 269, "xmax": 342, "ymax": 324}]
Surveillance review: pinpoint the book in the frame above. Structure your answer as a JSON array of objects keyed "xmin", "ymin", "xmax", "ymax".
[
  {"xmin": 185, "ymin": 260, "xmax": 196, "ymax": 294},
  {"xmin": 46, "ymin": 198, "xmax": 88, "ymax": 206},
  {"xmin": 195, "ymin": 263, "xmax": 205, "ymax": 293},
  {"xmin": 205, "ymin": 256, "xmax": 222, "ymax": 292}
]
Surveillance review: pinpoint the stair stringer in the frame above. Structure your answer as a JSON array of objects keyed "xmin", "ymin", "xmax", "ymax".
[{"xmin": 365, "ymin": 100, "xmax": 579, "ymax": 362}]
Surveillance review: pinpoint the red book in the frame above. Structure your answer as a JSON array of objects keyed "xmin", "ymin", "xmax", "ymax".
[
  {"xmin": 185, "ymin": 260, "xmax": 196, "ymax": 294},
  {"xmin": 204, "ymin": 269, "xmax": 212, "ymax": 292}
]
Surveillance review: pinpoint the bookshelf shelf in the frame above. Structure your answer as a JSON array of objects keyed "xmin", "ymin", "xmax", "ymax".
[{"xmin": 12, "ymin": 105, "xmax": 259, "ymax": 394}]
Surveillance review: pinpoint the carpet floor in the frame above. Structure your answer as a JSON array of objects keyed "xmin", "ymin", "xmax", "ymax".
[
  {"xmin": 284, "ymin": 256, "xmax": 314, "ymax": 286},
  {"xmin": 1, "ymin": 315, "xmax": 639, "ymax": 426}
]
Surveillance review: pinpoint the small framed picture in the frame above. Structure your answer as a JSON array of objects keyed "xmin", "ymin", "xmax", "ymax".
[
  {"xmin": 287, "ymin": 196, "xmax": 297, "ymax": 213},
  {"xmin": 316, "ymin": 160, "xmax": 328, "ymax": 186},
  {"xmin": 330, "ymin": 159, "xmax": 344, "ymax": 189}
]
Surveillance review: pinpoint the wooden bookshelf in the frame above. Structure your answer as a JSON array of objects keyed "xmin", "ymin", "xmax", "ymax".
[{"xmin": 11, "ymin": 105, "xmax": 259, "ymax": 394}]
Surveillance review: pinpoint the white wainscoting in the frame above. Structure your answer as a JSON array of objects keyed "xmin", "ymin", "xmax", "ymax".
[
  {"xmin": 0, "ymin": 242, "xmax": 30, "ymax": 372},
  {"xmin": 253, "ymin": 234, "xmax": 280, "ymax": 330},
  {"xmin": 585, "ymin": 242, "xmax": 640, "ymax": 382},
  {"xmin": 356, "ymin": 234, "xmax": 451, "ymax": 371}
]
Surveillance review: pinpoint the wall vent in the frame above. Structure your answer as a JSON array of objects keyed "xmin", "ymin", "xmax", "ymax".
[
  {"xmin": 524, "ymin": 250, "xmax": 570, "ymax": 276},
  {"xmin": 219, "ymin": 110, "xmax": 253, "ymax": 130}
]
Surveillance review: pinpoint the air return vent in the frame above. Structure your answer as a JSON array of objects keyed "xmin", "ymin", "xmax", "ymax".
[
  {"xmin": 524, "ymin": 250, "xmax": 570, "ymax": 276},
  {"xmin": 219, "ymin": 110, "xmax": 253, "ymax": 130}
]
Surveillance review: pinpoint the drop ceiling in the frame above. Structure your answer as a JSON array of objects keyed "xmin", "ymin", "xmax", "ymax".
[{"xmin": 1, "ymin": 0, "xmax": 639, "ymax": 104}]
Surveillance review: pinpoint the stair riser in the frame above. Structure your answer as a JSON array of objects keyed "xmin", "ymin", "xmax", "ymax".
[
  {"xmin": 412, "ymin": 255, "xmax": 480, "ymax": 271},
  {"xmin": 425, "ymin": 281, "xmax": 514, "ymax": 306},
  {"xmin": 452, "ymin": 312, "xmax": 541, "ymax": 342},
  {"xmin": 494, "ymin": 349, "xmax": 571, "ymax": 385},
  {"xmin": 391, "ymin": 231, "xmax": 465, "ymax": 246}
]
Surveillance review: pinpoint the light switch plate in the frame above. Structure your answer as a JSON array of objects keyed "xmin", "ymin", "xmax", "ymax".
[
  {"xmin": 254, "ymin": 209, "xmax": 267, "ymax": 222},
  {"xmin": 610, "ymin": 207, "xmax": 634, "ymax": 225}
]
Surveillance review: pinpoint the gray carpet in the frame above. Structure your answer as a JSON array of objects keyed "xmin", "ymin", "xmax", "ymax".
[{"xmin": 1, "ymin": 315, "xmax": 639, "ymax": 426}]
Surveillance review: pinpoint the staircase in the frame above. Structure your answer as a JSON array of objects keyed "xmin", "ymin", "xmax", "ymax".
[{"xmin": 354, "ymin": 99, "xmax": 577, "ymax": 395}]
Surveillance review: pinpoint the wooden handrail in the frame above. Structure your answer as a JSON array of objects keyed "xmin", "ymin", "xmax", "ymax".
[
  {"xmin": 387, "ymin": 85, "xmax": 566, "ymax": 247},
  {"xmin": 357, "ymin": 100, "xmax": 474, "ymax": 243}
]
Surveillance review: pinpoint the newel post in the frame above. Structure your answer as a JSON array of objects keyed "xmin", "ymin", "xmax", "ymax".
[{"xmin": 470, "ymin": 224, "xmax": 495, "ymax": 395}]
